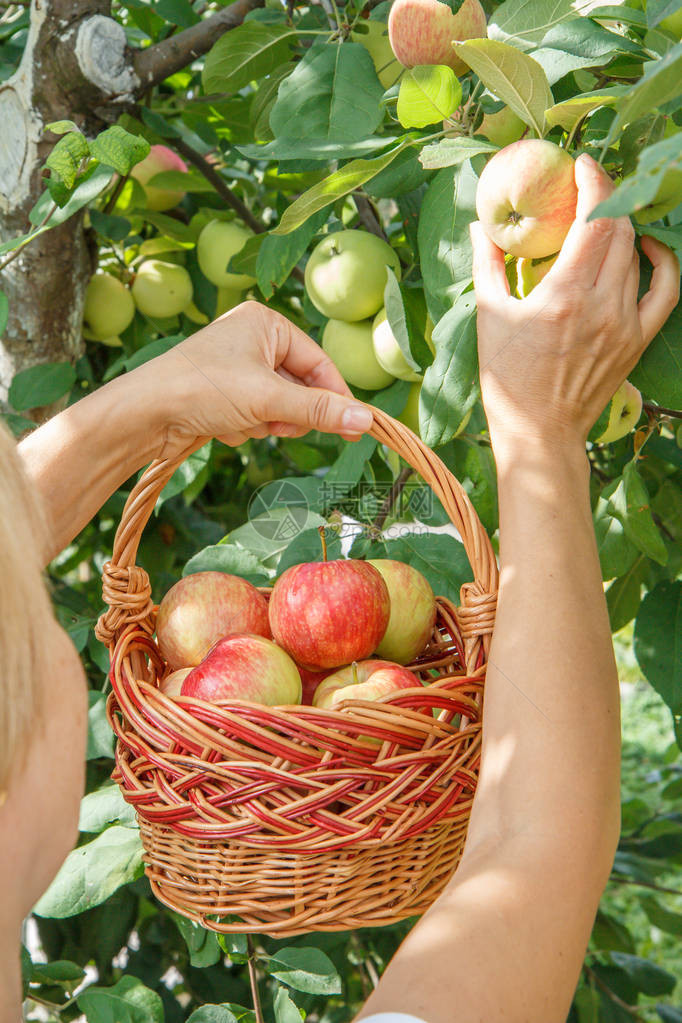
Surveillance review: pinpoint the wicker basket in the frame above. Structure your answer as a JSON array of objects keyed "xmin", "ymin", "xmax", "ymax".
[{"xmin": 96, "ymin": 407, "xmax": 498, "ymax": 936}]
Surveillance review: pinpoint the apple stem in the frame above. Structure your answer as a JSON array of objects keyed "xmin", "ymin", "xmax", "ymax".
[
  {"xmin": 318, "ymin": 525, "xmax": 328, "ymax": 562},
  {"xmin": 351, "ymin": 661, "xmax": 359, "ymax": 685}
]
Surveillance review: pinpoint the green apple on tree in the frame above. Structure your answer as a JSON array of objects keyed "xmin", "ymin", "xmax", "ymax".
[
  {"xmin": 397, "ymin": 65, "xmax": 460, "ymax": 129},
  {"xmin": 369, "ymin": 559, "xmax": 437, "ymax": 664},
  {"xmin": 197, "ymin": 220, "xmax": 257, "ymax": 290},
  {"xmin": 130, "ymin": 145, "xmax": 189, "ymax": 212},
  {"xmin": 305, "ymin": 230, "xmax": 401, "ymax": 321},
  {"xmin": 216, "ymin": 286, "xmax": 247, "ymax": 316},
  {"xmin": 475, "ymin": 140, "xmax": 578, "ymax": 258},
  {"xmin": 590, "ymin": 381, "xmax": 643, "ymax": 444},
  {"xmin": 83, "ymin": 273, "xmax": 135, "ymax": 340},
  {"xmin": 398, "ymin": 381, "xmax": 471, "ymax": 438},
  {"xmin": 477, "ymin": 105, "xmax": 525, "ymax": 148},
  {"xmin": 351, "ymin": 20, "xmax": 404, "ymax": 88},
  {"xmin": 132, "ymin": 259, "xmax": 194, "ymax": 318},
  {"xmin": 388, "ymin": 0, "xmax": 487, "ymax": 75},
  {"xmin": 372, "ymin": 308, "xmax": 434, "ymax": 381},
  {"xmin": 634, "ymin": 166, "xmax": 682, "ymax": 224},
  {"xmin": 322, "ymin": 318, "xmax": 396, "ymax": 391},
  {"xmin": 516, "ymin": 253, "xmax": 558, "ymax": 298}
]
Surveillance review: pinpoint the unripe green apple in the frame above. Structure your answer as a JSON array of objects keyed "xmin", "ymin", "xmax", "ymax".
[
  {"xmin": 397, "ymin": 64, "xmax": 460, "ymax": 129},
  {"xmin": 132, "ymin": 260, "xmax": 194, "ymax": 318},
  {"xmin": 322, "ymin": 318, "xmax": 396, "ymax": 391},
  {"xmin": 351, "ymin": 20, "xmax": 404, "ymax": 88},
  {"xmin": 388, "ymin": 0, "xmax": 487, "ymax": 75},
  {"xmin": 476, "ymin": 140, "xmax": 577, "ymax": 259},
  {"xmin": 184, "ymin": 301, "xmax": 209, "ymax": 326},
  {"xmin": 592, "ymin": 381, "xmax": 642, "ymax": 444},
  {"xmin": 131, "ymin": 145, "xmax": 188, "ymax": 212},
  {"xmin": 372, "ymin": 308, "xmax": 433, "ymax": 381},
  {"xmin": 83, "ymin": 273, "xmax": 135, "ymax": 340},
  {"xmin": 216, "ymin": 286, "xmax": 246, "ymax": 316},
  {"xmin": 398, "ymin": 381, "xmax": 470, "ymax": 438},
  {"xmin": 634, "ymin": 166, "xmax": 682, "ymax": 224},
  {"xmin": 516, "ymin": 253, "xmax": 558, "ymax": 298},
  {"xmin": 477, "ymin": 106, "xmax": 525, "ymax": 148},
  {"xmin": 660, "ymin": 7, "xmax": 682, "ymax": 38},
  {"xmin": 197, "ymin": 220, "xmax": 257, "ymax": 290},
  {"xmin": 305, "ymin": 230, "xmax": 401, "ymax": 321}
]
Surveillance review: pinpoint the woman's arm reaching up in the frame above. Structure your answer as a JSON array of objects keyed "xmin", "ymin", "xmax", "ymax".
[{"xmin": 356, "ymin": 156, "xmax": 679, "ymax": 1023}]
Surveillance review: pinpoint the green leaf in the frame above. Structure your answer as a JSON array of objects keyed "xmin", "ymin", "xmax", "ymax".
[
  {"xmin": 88, "ymin": 209, "xmax": 132, "ymax": 241},
  {"xmin": 46, "ymin": 132, "xmax": 90, "ymax": 189},
  {"xmin": 421, "ymin": 294, "xmax": 479, "ymax": 448},
  {"xmin": 273, "ymin": 146, "xmax": 404, "ymax": 235},
  {"xmin": 156, "ymin": 0, "xmax": 200, "ymax": 27},
  {"xmin": 488, "ymin": 0, "xmax": 575, "ymax": 52},
  {"xmin": 158, "ymin": 441, "xmax": 213, "ymax": 505},
  {"xmin": 634, "ymin": 580, "xmax": 682, "ymax": 731},
  {"xmin": 122, "ymin": 334, "xmax": 184, "ymax": 373},
  {"xmin": 257, "ymin": 208, "xmax": 328, "ymax": 298},
  {"xmin": 630, "ymin": 260, "xmax": 682, "ymax": 408},
  {"xmin": 90, "ymin": 126, "xmax": 150, "ymax": 175},
  {"xmin": 591, "ymin": 910, "xmax": 636, "ymax": 954},
  {"xmin": 648, "ymin": 0, "xmax": 682, "ymax": 29},
  {"xmin": 46, "ymin": 119, "xmax": 81, "ymax": 135},
  {"xmin": 657, "ymin": 1007, "xmax": 682, "ymax": 1023},
  {"xmin": 544, "ymin": 86, "xmax": 629, "ymax": 131},
  {"xmin": 277, "ymin": 526, "xmax": 342, "ymax": 576},
  {"xmin": 397, "ymin": 65, "xmax": 461, "ymax": 129},
  {"xmin": 419, "ymin": 136, "xmax": 498, "ymax": 170},
  {"xmin": 383, "ymin": 269, "xmax": 432, "ymax": 374},
  {"xmin": 606, "ymin": 557, "xmax": 646, "ymax": 632},
  {"xmin": 610, "ymin": 953, "xmax": 677, "ymax": 997},
  {"xmin": 607, "ymin": 463, "xmax": 668, "ymax": 565},
  {"xmin": 417, "ymin": 161, "xmax": 477, "ymax": 323},
  {"xmin": 593, "ymin": 482, "xmax": 641, "ymax": 581},
  {"xmin": 270, "ymin": 43, "xmax": 384, "ymax": 144},
  {"xmin": 639, "ymin": 894, "xmax": 682, "ymax": 936},
  {"xmin": 1, "ymin": 412, "xmax": 34, "ymax": 438},
  {"xmin": 273, "ymin": 987, "xmax": 302, "ymax": 1023},
  {"xmin": 267, "ymin": 947, "xmax": 342, "ymax": 994},
  {"xmin": 8, "ymin": 361, "xmax": 76, "ymax": 411},
  {"xmin": 187, "ymin": 1008, "xmax": 242, "ymax": 1023},
  {"xmin": 531, "ymin": 18, "xmax": 644, "ymax": 85},
  {"xmin": 87, "ymin": 690, "xmax": 115, "ymax": 761},
  {"xmin": 135, "ymin": 209, "xmax": 196, "ymax": 243},
  {"xmin": 77, "ymin": 975, "xmax": 164, "ymax": 1023},
  {"xmin": 203, "ymin": 24, "xmax": 295, "ymax": 95},
  {"xmin": 32, "ymin": 164, "xmax": 115, "ymax": 229},
  {"xmin": 238, "ymin": 136, "xmax": 397, "ymax": 162},
  {"xmin": 173, "ymin": 915, "xmax": 223, "ymax": 968},
  {"xmin": 229, "ymin": 507, "xmax": 326, "ymax": 565},
  {"xmin": 604, "ymin": 43, "xmax": 682, "ymax": 147},
  {"xmin": 183, "ymin": 543, "xmax": 269, "ymax": 586},
  {"xmin": 0, "ymin": 291, "xmax": 8, "ymax": 336},
  {"xmin": 79, "ymin": 784, "xmax": 137, "ymax": 833},
  {"xmin": 324, "ymin": 432, "xmax": 378, "ymax": 489},
  {"xmin": 383, "ymin": 532, "xmax": 473, "ymax": 604},
  {"xmin": 34, "ymin": 827, "xmax": 144, "ymax": 918},
  {"xmin": 452, "ymin": 38, "xmax": 553, "ymax": 136},
  {"xmin": 589, "ymin": 132, "xmax": 682, "ymax": 221},
  {"xmin": 30, "ymin": 960, "xmax": 86, "ymax": 986}
]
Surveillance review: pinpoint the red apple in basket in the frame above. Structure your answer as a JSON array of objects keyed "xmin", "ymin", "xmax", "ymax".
[
  {"xmin": 313, "ymin": 659, "xmax": 420, "ymax": 709},
  {"xmin": 156, "ymin": 571, "xmax": 270, "ymax": 670},
  {"xmin": 159, "ymin": 667, "xmax": 192, "ymax": 697},
  {"xmin": 368, "ymin": 559, "xmax": 437, "ymax": 664},
  {"xmin": 180, "ymin": 634, "xmax": 302, "ymax": 705},
  {"xmin": 268, "ymin": 540, "xmax": 390, "ymax": 671},
  {"xmin": 298, "ymin": 665, "xmax": 329, "ymax": 705},
  {"xmin": 475, "ymin": 139, "xmax": 577, "ymax": 260}
]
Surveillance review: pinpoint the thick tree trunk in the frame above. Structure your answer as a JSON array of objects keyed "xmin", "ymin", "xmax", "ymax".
[{"xmin": 0, "ymin": 0, "xmax": 260, "ymax": 411}]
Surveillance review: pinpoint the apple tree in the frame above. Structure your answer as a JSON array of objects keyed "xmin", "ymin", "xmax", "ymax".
[{"xmin": 2, "ymin": 0, "xmax": 682, "ymax": 1020}]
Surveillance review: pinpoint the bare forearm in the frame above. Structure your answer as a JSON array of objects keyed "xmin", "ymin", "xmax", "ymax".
[
  {"xmin": 19, "ymin": 372, "xmax": 165, "ymax": 564},
  {"xmin": 466, "ymin": 437, "xmax": 621, "ymax": 856}
]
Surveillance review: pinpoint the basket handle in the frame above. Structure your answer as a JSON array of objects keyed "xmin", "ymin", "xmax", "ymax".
[{"xmin": 96, "ymin": 407, "xmax": 498, "ymax": 664}]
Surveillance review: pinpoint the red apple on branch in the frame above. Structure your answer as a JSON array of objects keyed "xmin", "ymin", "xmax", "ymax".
[
  {"xmin": 369, "ymin": 559, "xmax": 437, "ymax": 664},
  {"xmin": 475, "ymin": 139, "xmax": 577, "ymax": 259},
  {"xmin": 156, "ymin": 571, "xmax": 271, "ymax": 670},
  {"xmin": 388, "ymin": 0, "xmax": 487, "ymax": 76},
  {"xmin": 181, "ymin": 634, "xmax": 302, "ymax": 705},
  {"xmin": 131, "ymin": 145, "xmax": 188, "ymax": 212},
  {"xmin": 312, "ymin": 659, "xmax": 420, "ymax": 709},
  {"xmin": 268, "ymin": 532, "xmax": 390, "ymax": 670}
]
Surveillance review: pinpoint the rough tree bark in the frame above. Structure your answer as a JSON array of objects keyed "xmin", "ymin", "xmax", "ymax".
[{"xmin": 0, "ymin": 0, "xmax": 261, "ymax": 409}]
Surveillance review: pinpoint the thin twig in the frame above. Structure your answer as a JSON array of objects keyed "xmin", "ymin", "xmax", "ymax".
[
  {"xmin": 246, "ymin": 936, "xmax": 265, "ymax": 1023},
  {"xmin": 102, "ymin": 173, "xmax": 129, "ymax": 216},
  {"xmin": 643, "ymin": 401, "xmax": 682, "ymax": 420},
  {"xmin": 583, "ymin": 964, "xmax": 645, "ymax": 1019},
  {"xmin": 372, "ymin": 465, "xmax": 412, "ymax": 532},
  {"xmin": 0, "ymin": 202, "xmax": 58, "ymax": 274},
  {"xmin": 353, "ymin": 193, "xmax": 389, "ymax": 242},
  {"xmin": 609, "ymin": 874, "xmax": 682, "ymax": 897}
]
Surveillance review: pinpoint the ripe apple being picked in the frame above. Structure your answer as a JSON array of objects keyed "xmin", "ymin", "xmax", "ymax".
[
  {"xmin": 156, "ymin": 571, "xmax": 271, "ymax": 670},
  {"xmin": 476, "ymin": 140, "xmax": 578, "ymax": 259},
  {"xmin": 131, "ymin": 145, "xmax": 189, "ymax": 212},
  {"xmin": 181, "ymin": 635, "xmax": 302, "ymax": 705},
  {"xmin": 322, "ymin": 318, "xmax": 395, "ymax": 391},
  {"xmin": 197, "ymin": 220, "xmax": 256, "ymax": 290},
  {"xmin": 132, "ymin": 259, "xmax": 194, "ymax": 318},
  {"xmin": 368, "ymin": 560, "xmax": 436, "ymax": 664},
  {"xmin": 305, "ymin": 230, "xmax": 401, "ymax": 321},
  {"xmin": 313, "ymin": 659, "xmax": 419, "ymax": 709},
  {"xmin": 269, "ymin": 557, "xmax": 390, "ymax": 670},
  {"xmin": 388, "ymin": 0, "xmax": 487, "ymax": 76},
  {"xmin": 83, "ymin": 274, "xmax": 135, "ymax": 340}
]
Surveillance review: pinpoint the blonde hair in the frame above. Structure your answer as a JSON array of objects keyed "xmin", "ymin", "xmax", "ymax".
[{"xmin": 0, "ymin": 420, "xmax": 53, "ymax": 793}]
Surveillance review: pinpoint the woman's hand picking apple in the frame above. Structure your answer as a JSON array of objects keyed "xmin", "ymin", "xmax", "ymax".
[
  {"xmin": 142, "ymin": 300, "xmax": 374, "ymax": 461},
  {"xmin": 470, "ymin": 153, "xmax": 679, "ymax": 459}
]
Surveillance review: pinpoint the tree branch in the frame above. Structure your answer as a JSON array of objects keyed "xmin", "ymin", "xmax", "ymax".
[
  {"xmin": 133, "ymin": 0, "xmax": 264, "ymax": 93},
  {"xmin": 371, "ymin": 465, "xmax": 412, "ymax": 532},
  {"xmin": 583, "ymin": 965, "xmax": 645, "ymax": 1020},
  {"xmin": 643, "ymin": 401, "xmax": 682, "ymax": 420},
  {"xmin": 353, "ymin": 193, "xmax": 389, "ymax": 242}
]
